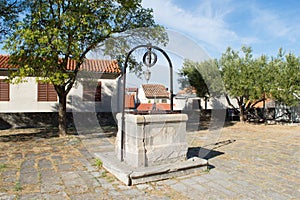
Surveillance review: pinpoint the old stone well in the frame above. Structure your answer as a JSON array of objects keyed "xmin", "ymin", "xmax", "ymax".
[
  {"xmin": 95, "ymin": 44, "xmax": 208, "ymax": 185},
  {"xmin": 115, "ymin": 112, "xmax": 188, "ymax": 168}
]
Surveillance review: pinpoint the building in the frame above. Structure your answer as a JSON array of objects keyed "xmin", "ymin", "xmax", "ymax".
[
  {"xmin": 174, "ymin": 87, "xmax": 201, "ymax": 110},
  {"xmin": 138, "ymin": 84, "xmax": 170, "ymax": 104},
  {"xmin": 136, "ymin": 84, "xmax": 172, "ymax": 111},
  {"xmin": 0, "ymin": 55, "xmax": 121, "ymax": 113}
]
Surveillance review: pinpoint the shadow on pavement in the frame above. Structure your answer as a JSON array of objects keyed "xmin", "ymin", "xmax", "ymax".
[
  {"xmin": 187, "ymin": 139, "xmax": 236, "ymax": 160},
  {"xmin": 187, "ymin": 139, "xmax": 236, "ymax": 170},
  {"xmin": 0, "ymin": 128, "xmax": 62, "ymax": 142},
  {"xmin": 187, "ymin": 147, "xmax": 224, "ymax": 160}
]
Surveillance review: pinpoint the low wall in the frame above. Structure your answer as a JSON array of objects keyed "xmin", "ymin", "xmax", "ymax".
[{"xmin": 0, "ymin": 112, "xmax": 117, "ymax": 130}]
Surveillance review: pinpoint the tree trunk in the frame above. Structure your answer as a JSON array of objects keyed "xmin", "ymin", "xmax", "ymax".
[
  {"xmin": 239, "ymin": 105, "xmax": 246, "ymax": 122},
  {"xmin": 57, "ymin": 88, "xmax": 67, "ymax": 137}
]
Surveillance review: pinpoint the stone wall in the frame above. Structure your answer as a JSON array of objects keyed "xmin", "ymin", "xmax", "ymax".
[{"xmin": 0, "ymin": 112, "xmax": 117, "ymax": 130}]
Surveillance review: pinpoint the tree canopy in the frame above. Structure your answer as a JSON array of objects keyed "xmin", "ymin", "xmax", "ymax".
[
  {"xmin": 3, "ymin": 0, "xmax": 167, "ymax": 136},
  {"xmin": 219, "ymin": 46, "xmax": 270, "ymax": 121},
  {"xmin": 268, "ymin": 50, "xmax": 300, "ymax": 106},
  {"xmin": 180, "ymin": 59, "xmax": 224, "ymax": 97},
  {"xmin": 0, "ymin": 0, "xmax": 25, "ymax": 41},
  {"xmin": 181, "ymin": 46, "xmax": 300, "ymax": 122}
]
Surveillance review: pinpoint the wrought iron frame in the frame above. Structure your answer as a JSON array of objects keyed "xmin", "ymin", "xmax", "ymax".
[{"xmin": 120, "ymin": 43, "xmax": 174, "ymax": 161}]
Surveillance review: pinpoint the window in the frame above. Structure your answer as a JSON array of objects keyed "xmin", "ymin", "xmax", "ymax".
[
  {"xmin": 0, "ymin": 79, "xmax": 9, "ymax": 101},
  {"xmin": 82, "ymin": 81, "xmax": 101, "ymax": 102},
  {"xmin": 37, "ymin": 82, "xmax": 57, "ymax": 101}
]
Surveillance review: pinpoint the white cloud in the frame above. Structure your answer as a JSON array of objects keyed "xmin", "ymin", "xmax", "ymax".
[
  {"xmin": 250, "ymin": 5, "xmax": 291, "ymax": 38},
  {"xmin": 246, "ymin": 1, "xmax": 300, "ymax": 47},
  {"xmin": 142, "ymin": 0, "xmax": 300, "ymax": 57},
  {"xmin": 142, "ymin": 0, "xmax": 244, "ymax": 56}
]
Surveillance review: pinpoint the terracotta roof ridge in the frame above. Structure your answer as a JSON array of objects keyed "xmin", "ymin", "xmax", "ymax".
[{"xmin": 0, "ymin": 55, "xmax": 121, "ymax": 74}]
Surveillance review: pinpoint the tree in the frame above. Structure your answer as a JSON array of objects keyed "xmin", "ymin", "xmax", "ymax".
[
  {"xmin": 180, "ymin": 59, "xmax": 224, "ymax": 97},
  {"xmin": 4, "ymin": 0, "xmax": 167, "ymax": 136},
  {"xmin": 182, "ymin": 46, "xmax": 300, "ymax": 122},
  {"xmin": 0, "ymin": 0, "xmax": 25, "ymax": 41},
  {"xmin": 269, "ymin": 49, "xmax": 300, "ymax": 107},
  {"xmin": 219, "ymin": 46, "xmax": 270, "ymax": 122}
]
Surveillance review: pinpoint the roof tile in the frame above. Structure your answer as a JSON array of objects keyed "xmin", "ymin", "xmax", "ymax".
[
  {"xmin": 142, "ymin": 84, "xmax": 169, "ymax": 98},
  {"xmin": 137, "ymin": 103, "xmax": 172, "ymax": 111},
  {"xmin": 0, "ymin": 55, "xmax": 121, "ymax": 74}
]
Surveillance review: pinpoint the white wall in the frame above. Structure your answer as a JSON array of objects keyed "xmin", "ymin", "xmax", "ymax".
[
  {"xmin": 69, "ymin": 78, "xmax": 118, "ymax": 113},
  {"xmin": 203, "ymin": 96, "xmax": 239, "ymax": 110},
  {"xmin": 174, "ymin": 97, "xmax": 200, "ymax": 110},
  {"xmin": 173, "ymin": 98, "xmax": 187, "ymax": 110},
  {"xmin": 0, "ymin": 76, "xmax": 53, "ymax": 112},
  {"xmin": 137, "ymin": 86, "xmax": 147, "ymax": 103},
  {"xmin": 0, "ymin": 76, "xmax": 118, "ymax": 113},
  {"xmin": 173, "ymin": 96, "xmax": 240, "ymax": 111}
]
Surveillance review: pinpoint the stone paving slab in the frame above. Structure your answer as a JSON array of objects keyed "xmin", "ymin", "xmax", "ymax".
[{"xmin": 0, "ymin": 123, "xmax": 299, "ymax": 199}]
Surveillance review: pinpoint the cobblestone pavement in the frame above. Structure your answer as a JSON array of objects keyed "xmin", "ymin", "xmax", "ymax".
[{"xmin": 0, "ymin": 123, "xmax": 299, "ymax": 199}]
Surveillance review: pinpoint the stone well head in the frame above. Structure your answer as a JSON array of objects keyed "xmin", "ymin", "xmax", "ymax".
[
  {"xmin": 118, "ymin": 43, "xmax": 188, "ymax": 167},
  {"xmin": 115, "ymin": 113, "xmax": 188, "ymax": 168}
]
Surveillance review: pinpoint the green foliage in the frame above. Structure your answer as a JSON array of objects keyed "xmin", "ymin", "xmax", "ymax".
[
  {"xmin": 93, "ymin": 158, "xmax": 103, "ymax": 169},
  {"xmin": 0, "ymin": 163, "xmax": 7, "ymax": 170},
  {"xmin": 221, "ymin": 46, "xmax": 300, "ymax": 120},
  {"xmin": 221, "ymin": 46, "xmax": 264, "ymax": 100},
  {"xmin": 220, "ymin": 46, "xmax": 274, "ymax": 120},
  {"xmin": 182, "ymin": 45, "xmax": 300, "ymax": 122},
  {"xmin": 4, "ymin": 0, "xmax": 166, "ymax": 85},
  {"xmin": 101, "ymin": 171, "xmax": 107, "ymax": 177},
  {"xmin": 0, "ymin": 0, "xmax": 26, "ymax": 41},
  {"xmin": 3, "ymin": 0, "xmax": 167, "ymax": 135},
  {"xmin": 269, "ymin": 50, "xmax": 300, "ymax": 106},
  {"xmin": 180, "ymin": 59, "xmax": 224, "ymax": 97},
  {"xmin": 14, "ymin": 181, "xmax": 22, "ymax": 191},
  {"xmin": 100, "ymin": 170, "xmax": 116, "ymax": 182}
]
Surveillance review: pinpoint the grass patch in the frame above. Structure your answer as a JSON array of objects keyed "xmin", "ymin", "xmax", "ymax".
[
  {"xmin": 14, "ymin": 181, "xmax": 22, "ymax": 191},
  {"xmin": 101, "ymin": 171, "xmax": 107, "ymax": 177},
  {"xmin": 38, "ymin": 171, "xmax": 42, "ymax": 184},
  {"xmin": 93, "ymin": 158, "xmax": 103, "ymax": 169},
  {"xmin": 100, "ymin": 170, "xmax": 116, "ymax": 182},
  {"xmin": 0, "ymin": 163, "xmax": 7, "ymax": 170}
]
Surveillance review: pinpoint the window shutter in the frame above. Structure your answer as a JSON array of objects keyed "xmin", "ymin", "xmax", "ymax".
[
  {"xmin": 47, "ymin": 84, "xmax": 57, "ymax": 101},
  {"xmin": 38, "ymin": 82, "xmax": 47, "ymax": 101},
  {"xmin": 38, "ymin": 82, "xmax": 57, "ymax": 101},
  {"xmin": 83, "ymin": 81, "xmax": 101, "ymax": 102},
  {"xmin": 0, "ymin": 80, "xmax": 9, "ymax": 101},
  {"xmin": 82, "ymin": 82, "xmax": 93, "ymax": 101}
]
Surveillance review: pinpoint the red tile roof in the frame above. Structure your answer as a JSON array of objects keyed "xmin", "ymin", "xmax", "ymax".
[
  {"xmin": 142, "ymin": 84, "xmax": 169, "ymax": 98},
  {"xmin": 177, "ymin": 86, "xmax": 197, "ymax": 95},
  {"xmin": 137, "ymin": 103, "xmax": 172, "ymax": 111},
  {"xmin": 0, "ymin": 55, "xmax": 121, "ymax": 74},
  {"xmin": 0, "ymin": 55, "xmax": 12, "ymax": 69}
]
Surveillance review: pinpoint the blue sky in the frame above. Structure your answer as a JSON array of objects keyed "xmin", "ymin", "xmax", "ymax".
[
  {"xmin": 1, "ymin": 0, "xmax": 300, "ymax": 60},
  {"xmin": 142, "ymin": 0, "xmax": 300, "ymax": 58}
]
